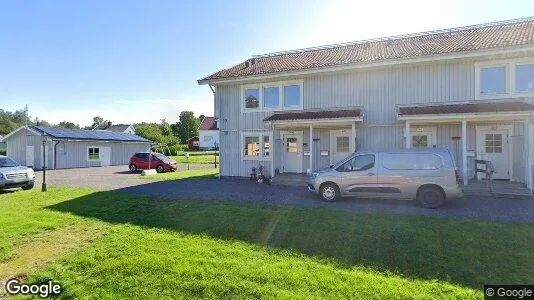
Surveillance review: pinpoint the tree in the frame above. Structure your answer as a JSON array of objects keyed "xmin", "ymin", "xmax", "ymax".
[
  {"xmin": 33, "ymin": 117, "xmax": 52, "ymax": 127},
  {"xmin": 56, "ymin": 121, "xmax": 80, "ymax": 129},
  {"xmin": 172, "ymin": 111, "xmax": 199, "ymax": 143},
  {"xmin": 135, "ymin": 122, "xmax": 180, "ymax": 146},
  {"xmin": 87, "ymin": 116, "xmax": 110, "ymax": 130},
  {"xmin": 198, "ymin": 115, "xmax": 205, "ymax": 123}
]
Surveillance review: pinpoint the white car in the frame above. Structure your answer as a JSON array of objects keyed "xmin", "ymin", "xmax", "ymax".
[{"xmin": 0, "ymin": 156, "xmax": 35, "ymax": 190}]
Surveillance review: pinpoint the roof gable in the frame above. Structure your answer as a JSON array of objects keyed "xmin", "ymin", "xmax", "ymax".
[
  {"xmin": 199, "ymin": 117, "xmax": 217, "ymax": 130},
  {"xmin": 200, "ymin": 17, "xmax": 534, "ymax": 82}
]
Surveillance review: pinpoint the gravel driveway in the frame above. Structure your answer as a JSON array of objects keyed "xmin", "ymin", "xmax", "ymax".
[{"xmin": 29, "ymin": 166, "xmax": 534, "ymax": 223}]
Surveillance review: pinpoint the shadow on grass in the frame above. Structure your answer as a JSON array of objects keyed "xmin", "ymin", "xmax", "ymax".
[{"xmin": 46, "ymin": 187, "xmax": 533, "ymax": 289}]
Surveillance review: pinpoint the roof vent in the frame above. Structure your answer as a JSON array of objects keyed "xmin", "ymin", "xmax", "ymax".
[{"xmin": 244, "ymin": 58, "xmax": 256, "ymax": 68}]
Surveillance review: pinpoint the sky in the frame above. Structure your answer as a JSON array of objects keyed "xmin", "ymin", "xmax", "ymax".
[{"xmin": 0, "ymin": 0, "xmax": 533, "ymax": 127}]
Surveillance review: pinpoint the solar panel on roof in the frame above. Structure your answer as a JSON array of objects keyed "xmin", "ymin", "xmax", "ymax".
[{"xmin": 33, "ymin": 126, "xmax": 150, "ymax": 142}]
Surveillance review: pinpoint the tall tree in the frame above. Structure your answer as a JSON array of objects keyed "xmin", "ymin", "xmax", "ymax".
[
  {"xmin": 87, "ymin": 116, "xmax": 110, "ymax": 130},
  {"xmin": 56, "ymin": 121, "xmax": 80, "ymax": 129},
  {"xmin": 198, "ymin": 115, "xmax": 205, "ymax": 123},
  {"xmin": 33, "ymin": 117, "xmax": 52, "ymax": 127},
  {"xmin": 173, "ymin": 111, "xmax": 199, "ymax": 143}
]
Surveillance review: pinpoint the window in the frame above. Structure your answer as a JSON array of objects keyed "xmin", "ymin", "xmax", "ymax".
[
  {"xmin": 382, "ymin": 153, "xmax": 442, "ymax": 170},
  {"xmin": 263, "ymin": 135, "xmax": 270, "ymax": 157},
  {"xmin": 88, "ymin": 147, "xmax": 100, "ymax": 160},
  {"xmin": 242, "ymin": 80, "xmax": 302, "ymax": 111},
  {"xmin": 286, "ymin": 137, "xmax": 298, "ymax": 153},
  {"xmin": 244, "ymin": 88, "xmax": 260, "ymax": 108},
  {"xmin": 242, "ymin": 132, "xmax": 271, "ymax": 159},
  {"xmin": 477, "ymin": 60, "xmax": 534, "ymax": 98},
  {"xmin": 263, "ymin": 86, "xmax": 280, "ymax": 108},
  {"xmin": 204, "ymin": 135, "xmax": 213, "ymax": 142},
  {"xmin": 412, "ymin": 135, "xmax": 428, "ymax": 148},
  {"xmin": 480, "ymin": 66, "xmax": 506, "ymax": 94},
  {"xmin": 515, "ymin": 64, "xmax": 534, "ymax": 92},
  {"xmin": 244, "ymin": 136, "xmax": 260, "ymax": 156},
  {"xmin": 284, "ymin": 84, "xmax": 300, "ymax": 107},
  {"xmin": 485, "ymin": 134, "xmax": 503, "ymax": 153},
  {"xmin": 336, "ymin": 155, "xmax": 375, "ymax": 172},
  {"xmin": 336, "ymin": 136, "xmax": 350, "ymax": 153}
]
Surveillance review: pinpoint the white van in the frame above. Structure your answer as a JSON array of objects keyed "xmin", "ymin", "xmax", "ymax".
[{"xmin": 307, "ymin": 148, "xmax": 463, "ymax": 208}]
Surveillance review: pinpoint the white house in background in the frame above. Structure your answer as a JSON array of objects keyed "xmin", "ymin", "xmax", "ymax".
[
  {"xmin": 98, "ymin": 123, "xmax": 136, "ymax": 135},
  {"xmin": 198, "ymin": 17, "xmax": 534, "ymax": 191},
  {"xmin": 198, "ymin": 117, "xmax": 220, "ymax": 150},
  {"xmin": 1, "ymin": 126, "xmax": 150, "ymax": 169}
]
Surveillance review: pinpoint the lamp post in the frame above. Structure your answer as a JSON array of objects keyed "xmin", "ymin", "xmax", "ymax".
[
  {"xmin": 41, "ymin": 134, "xmax": 47, "ymax": 192},
  {"xmin": 185, "ymin": 152, "xmax": 190, "ymax": 170}
]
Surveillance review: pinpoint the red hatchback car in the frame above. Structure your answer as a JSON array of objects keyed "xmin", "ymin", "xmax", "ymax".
[{"xmin": 129, "ymin": 152, "xmax": 177, "ymax": 173}]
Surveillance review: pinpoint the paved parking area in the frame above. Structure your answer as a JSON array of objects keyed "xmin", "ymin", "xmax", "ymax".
[
  {"xmin": 33, "ymin": 164, "xmax": 214, "ymax": 190},
  {"xmin": 26, "ymin": 166, "xmax": 534, "ymax": 223}
]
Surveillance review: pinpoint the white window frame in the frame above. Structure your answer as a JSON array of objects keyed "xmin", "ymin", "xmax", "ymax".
[
  {"xmin": 475, "ymin": 58, "xmax": 534, "ymax": 100},
  {"xmin": 87, "ymin": 146, "xmax": 101, "ymax": 161},
  {"xmin": 241, "ymin": 131, "xmax": 273, "ymax": 161},
  {"xmin": 241, "ymin": 80, "xmax": 303, "ymax": 113}
]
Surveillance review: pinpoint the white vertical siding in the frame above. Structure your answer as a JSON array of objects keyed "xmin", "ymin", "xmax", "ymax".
[{"xmin": 214, "ymin": 59, "xmax": 532, "ymax": 180}]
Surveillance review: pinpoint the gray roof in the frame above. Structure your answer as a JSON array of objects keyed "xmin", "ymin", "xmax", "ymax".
[
  {"xmin": 33, "ymin": 126, "xmax": 149, "ymax": 143},
  {"xmin": 199, "ymin": 17, "xmax": 534, "ymax": 82},
  {"xmin": 101, "ymin": 124, "xmax": 132, "ymax": 133}
]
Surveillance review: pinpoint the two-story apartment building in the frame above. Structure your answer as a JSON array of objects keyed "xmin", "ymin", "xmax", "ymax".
[{"xmin": 199, "ymin": 17, "xmax": 534, "ymax": 190}]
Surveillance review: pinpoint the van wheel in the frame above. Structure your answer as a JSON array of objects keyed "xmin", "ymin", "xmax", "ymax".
[
  {"xmin": 320, "ymin": 183, "xmax": 339, "ymax": 202},
  {"xmin": 417, "ymin": 186, "xmax": 445, "ymax": 208},
  {"xmin": 129, "ymin": 164, "xmax": 137, "ymax": 172}
]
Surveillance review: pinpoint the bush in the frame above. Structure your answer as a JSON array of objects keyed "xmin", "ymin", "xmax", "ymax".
[
  {"xmin": 151, "ymin": 144, "xmax": 187, "ymax": 156},
  {"xmin": 0, "ymin": 149, "xmax": 5, "ymax": 156}
]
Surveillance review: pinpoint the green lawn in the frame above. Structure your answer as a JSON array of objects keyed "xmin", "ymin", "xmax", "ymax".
[
  {"xmin": 1, "ymin": 181, "xmax": 533, "ymax": 298},
  {"xmin": 139, "ymin": 168, "xmax": 218, "ymax": 181},
  {"xmin": 171, "ymin": 152, "xmax": 219, "ymax": 165}
]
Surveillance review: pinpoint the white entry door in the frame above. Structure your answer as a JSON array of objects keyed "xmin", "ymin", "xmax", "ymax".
[
  {"xmin": 476, "ymin": 127, "xmax": 510, "ymax": 180},
  {"xmin": 410, "ymin": 127, "xmax": 437, "ymax": 148},
  {"xmin": 100, "ymin": 147, "xmax": 111, "ymax": 166},
  {"xmin": 281, "ymin": 133, "xmax": 302, "ymax": 173},
  {"xmin": 25, "ymin": 146, "xmax": 34, "ymax": 167}
]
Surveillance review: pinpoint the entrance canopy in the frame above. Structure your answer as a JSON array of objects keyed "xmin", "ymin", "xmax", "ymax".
[
  {"xmin": 264, "ymin": 108, "xmax": 363, "ymax": 128},
  {"xmin": 396, "ymin": 101, "xmax": 534, "ymax": 123}
]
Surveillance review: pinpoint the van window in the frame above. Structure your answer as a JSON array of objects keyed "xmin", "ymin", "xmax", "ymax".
[
  {"xmin": 382, "ymin": 153, "xmax": 442, "ymax": 170},
  {"xmin": 336, "ymin": 154, "xmax": 375, "ymax": 172}
]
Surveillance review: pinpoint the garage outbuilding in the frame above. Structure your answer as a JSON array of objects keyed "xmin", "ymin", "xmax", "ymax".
[{"xmin": 1, "ymin": 126, "xmax": 151, "ymax": 169}]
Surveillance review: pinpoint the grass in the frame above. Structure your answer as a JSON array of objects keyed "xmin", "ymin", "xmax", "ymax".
[
  {"xmin": 171, "ymin": 151, "xmax": 219, "ymax": 164},
  {"xmin": 1, "ymin": 180, "xmax": 533, "ymax": 298},
  {"xmin": 138, "ymin": 168, "xmax": 218, "ymax": 181}
]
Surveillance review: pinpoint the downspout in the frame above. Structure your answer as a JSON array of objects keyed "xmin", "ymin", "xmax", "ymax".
[
  {"xmin": 209, "ymin": 83, "xmax": 220, "ymax": 179},
  {"xmin": 53, "ymin": 140, "xmax": 60, "ymax": 169}
]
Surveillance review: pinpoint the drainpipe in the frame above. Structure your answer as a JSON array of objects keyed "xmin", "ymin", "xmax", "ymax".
[
  {"xmin": 209, "ymin": 83, "xmax": 220, "ymax": 179},
  {"xmin": 53, "ymin": 140, "xmax": 60, "ymax": 169}
]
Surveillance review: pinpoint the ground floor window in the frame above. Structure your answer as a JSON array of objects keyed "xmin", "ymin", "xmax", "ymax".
[
  {"xmin": 88, "ymin": 147, "xmax": 100, "ymax": 160},
  {"xmin": 242, "ymin": 132, "xmax": 271, "ymax": 160}
]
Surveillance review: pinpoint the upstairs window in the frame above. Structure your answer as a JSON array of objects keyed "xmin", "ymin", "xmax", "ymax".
[
  {"xmin": 244, "ymin": 88, "xmax": 260, "ymax": 109},
  {"xmin": 480, "ymin": 66, "xmax": 506, "ymax": 95},
  {"xmin": 263, "ymin": 86, "xmax": 280, "ymax": 108},
  {"xmin": 515, "ymin": 63, "xmax": 534, "ymax": 92},
  {"xmin": 477, "ymin": 60, "xmax": 534, "ymax": 98},
  {"xmin": 283, "ymin": 84, "xmax": 301, "ymax": 107},
  {"xmin": 242, "ymin": 80, "xmax": 303, "ymax": 112}
]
